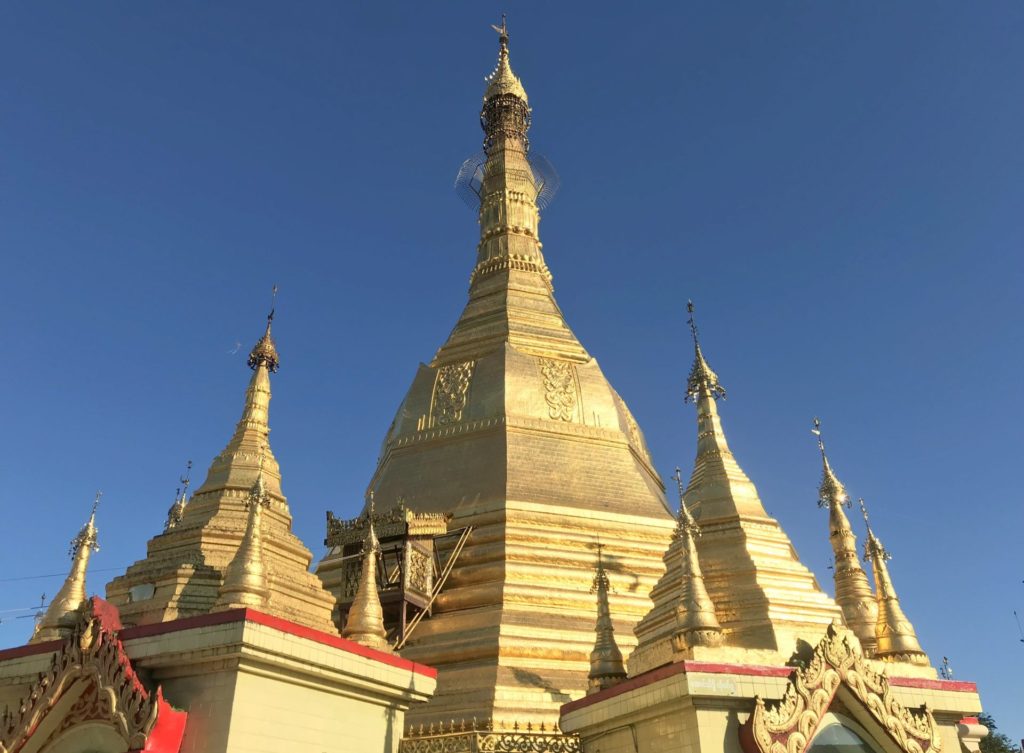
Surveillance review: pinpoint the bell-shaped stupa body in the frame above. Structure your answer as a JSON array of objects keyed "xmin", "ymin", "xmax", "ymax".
[{"xmin": 316, "ymin": 26, "xmax": 674, "ymax": 728}]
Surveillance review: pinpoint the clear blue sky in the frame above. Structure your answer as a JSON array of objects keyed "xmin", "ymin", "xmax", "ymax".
[{"xmin": 2, "ymin": 1, "xmax": 1021, "ymax": 735}]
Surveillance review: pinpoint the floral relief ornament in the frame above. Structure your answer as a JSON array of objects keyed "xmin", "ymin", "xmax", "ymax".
[
  {"xmin": 739, "ymin": 622, "xmax": 941, "ymax": 753},
  {"xmin": 433, "ymin": 361, "xmax": 475, "ymax": 426},
  {"xmin": 539, "ymin": 358, "xmax": 577, "ymax": 422}
]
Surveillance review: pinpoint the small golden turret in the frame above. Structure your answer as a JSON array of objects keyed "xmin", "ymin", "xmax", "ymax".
[
  {"xmin": 587, "ymin": 541, "xmax": 627, "ymax": 694},
  {"xmin": 670, "ymin": 469, "xmax": 723, "ymax": 651},
  {"xmin": 812, "ymin": 419, "xmax": 878, "ymax": 653},
  {"xmin": 31, "ymin": 493, "xmax": 101, "ymax": 643},
  {"xmin": 342, "ymin": 495, "xmax": 390, "ymax": 652},
  {"xmin": 215, "ymin": 449, "xmax": 272, "ymax": 610},
  {"xmin": 859, "ymin": 499, "xmax": 929, "ymax": 666},
  {"xmin": 164, "ymin": 460, "xmax": 192, "ymax": 532}
]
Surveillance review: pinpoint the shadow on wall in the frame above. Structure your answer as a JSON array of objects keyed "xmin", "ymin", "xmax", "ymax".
[
  {"xmin": 585, "ymin": 540, "xmax": 641, "ymax": 594},
  {"xmin": 511, "ymin": 668, "xmax": 572, "ymax": 704}
]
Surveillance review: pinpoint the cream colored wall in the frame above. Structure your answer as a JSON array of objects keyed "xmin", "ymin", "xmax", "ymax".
[
  {"xmin": 159, "ymin": 668, "xmax": 239, "ymax": 753},
  {"xmin": 225, "ymin": 669, "xmax": 406, "ymax": 753}
]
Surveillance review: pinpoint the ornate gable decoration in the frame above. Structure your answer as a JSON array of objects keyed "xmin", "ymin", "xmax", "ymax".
[
  {"xmin": 0, "ymin": 597, "xmax": 186, "ymax": 753},
  {"xmin": 739, "ymin": 623, "xmax": 941, "ymax": 753}
]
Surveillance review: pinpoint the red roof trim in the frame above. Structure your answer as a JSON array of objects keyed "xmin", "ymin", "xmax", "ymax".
[
  {"xmin": 560, "ymin": 659, "xmax": 976, "ymax": 716},
  {"xmin": 118, "ymin": 608, "xmax": 437, "ymax": 679},
  {"xmin": 0, "ymin": 639, "xmax": 62, "ymax": 662},
  {"xmin": 888, "ymin": 676, "xmax": 977, "ymax": 693}
]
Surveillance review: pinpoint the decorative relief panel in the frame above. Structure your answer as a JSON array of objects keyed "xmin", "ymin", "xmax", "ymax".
[
  {"xmin": 538, "ymin": 358, "xmax": 577, "ymax": 422},
  {"xmin": 342, "ymin": 559, "xmax": 362, "ymax": 600},
  {"xmin": 406, "ymin": 547, "xmax": 434, "ymax": 595},
  {"xmin": 432, "ymin": 361, "xmax": 475, "ymax": 426},
  {"xmin": 0, "ymin": 597, "xmax": 186, "ymax": 753},
  {"xmin": 739, "ymin": 623, "xmax": 942, "ymax": 753}
]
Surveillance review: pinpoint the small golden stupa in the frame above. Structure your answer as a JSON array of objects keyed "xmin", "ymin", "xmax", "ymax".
[{"xmin": 106, "ymin": 300, "xmax": 336, "ymax": 632}]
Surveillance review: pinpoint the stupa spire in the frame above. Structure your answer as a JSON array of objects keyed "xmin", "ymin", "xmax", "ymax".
[
  {"xmin": 680, "ymin": 302, "xmax": 767, "ymax": 520},
  {"xmin": 859, "ymin": 499, "xmax": 929, "ymax": 666},
  {"xmin": 191, "ymin": 286, "xmax": 285, "ymax": 503},
  {"xmin": 670, "ymin": 468, "xmax": 722, "ymax": 651},
  {"xmin": 31, "ymin": 492, "xmax": 101, "ymax": 643},
  {"xmin": 215, "ymin": 447, "xmax": 271, "ymax": 610},
  {"xmin": 164, "ymin": 459, "xmax": 192, "ymax": 531},
  {"xmin": 433, "ymin": 18, "xmax": 588, "ymax": 364},
  {"xmin": 587, "ymin": 540, "xmax": 627, "ymax": 694},
  {"xmin": 343, "ymin": 494, "xmax": 390, "ymax": 652},
  {"xmin": 811, "ymin": 419, "xmax": 878, "ymax": 653}
]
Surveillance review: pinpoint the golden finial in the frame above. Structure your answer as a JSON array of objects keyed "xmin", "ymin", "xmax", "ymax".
[
  {"xmin": 164, "ymin": 459, "xmax": 192, "ymax": 531},
  {"xmin": 685, "ymin": 301, "xmax": 726, "ymax": 403},
  {"xmin": 587, "ymin": 537, "xmax": 627, "ymax": 693},
  {"xmin": 858, "ymin": 498, "xmax": 888, "ymax": 562},
  {"xmin": 490, "ymin": 13, "xmax": 508, "ymax": 43},
  {"xmin": 669, "ymin": 467, "xmax": 723, "ymax": 650},
  {"xmin": 813, "ymin": 418, "xmax": 850, "ymax": 510},
  {"xmin": 858, "ymin": 498, "xmax": 929, "ymax": 665},
  {"xmin": 670, "ymin": 466, "xmax": 698, "ymax": 538},
  {"xmin": 248, "ymin": 285, "xmax": 280, "ymax": 373},
  {"xmin": 342, "ymin": 491, "xmax": 390, "ymax": 651},
  {"xmin": 70, "ymin": 491, "xmax": 102, "ymax": 558},
  {"xmin": 31, "ymin": 493, "xmax": 102, "ymax": 643},
  {"xmin": 482, "ymin": 14, "xmax": 529, "ymax": 151}
]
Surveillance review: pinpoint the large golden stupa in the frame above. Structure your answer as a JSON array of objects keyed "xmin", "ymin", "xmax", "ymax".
[{"xmin": 317, "ymin": 22, "xmax": 676, "ymax": 727}]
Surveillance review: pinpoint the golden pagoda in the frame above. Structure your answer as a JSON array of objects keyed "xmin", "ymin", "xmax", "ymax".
[
  {"xmin": 813, "ymin": 418, "xmax": 879, "ymax": 653},
  {"xmin": 317, "ymin": 20, "xmax": 675, "ymax": 727},
  {"xmin": 629, "ymin": 303, "xmax": 843, "ymax": 674},
  {"xmin": 31, "ymin": 493, "xmax": 101, "ymax": 643},
  {"xmin": 106, "ymin": 301, "xmax": 336, "ymax": 632}
]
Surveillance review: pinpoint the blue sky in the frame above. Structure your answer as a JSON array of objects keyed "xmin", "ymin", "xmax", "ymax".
[{"xmin": 2, "ymin": 1, "xmax": 1021, "ymax": 735}]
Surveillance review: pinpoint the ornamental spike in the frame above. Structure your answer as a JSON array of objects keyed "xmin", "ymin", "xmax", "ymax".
[
  {"xmin": 342, "ymin": 492, "xmax": 390, "ymax": 651},
  {"xmin": 670, "ymin": 468, "xmax": 722, "ymax": 650},
  {"xmin": 587, "ymin": 539, "xmax": 627, "ymax": 693},
  {"xmin": 685, "ymin": 301, "xmax": 725, "ymax": 403},
  {"xmin": 859, "ymin": 499, "xmax": 929, "ymax": 666}
]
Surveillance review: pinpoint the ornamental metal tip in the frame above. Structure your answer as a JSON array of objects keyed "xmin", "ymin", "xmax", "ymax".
[
  {"xmin": 671, "ymin": 466, "xmax": 686, "ymax": 507},
  {"xmin": 684, "ymin": 301, "xmax": 726, "ymax": 402},
  {"xmin": 246, "ymin": 444, "xmax": 271, "ymax": 510},
  {"xmin": 70, "ymin": 491, "xmax": 102, "ymax": 558},
  {"xmin": 491, "ymin": 13, "xmax": 508, "ymax": 44},
  {"xmin": 671, "ymin": 466, "xmax": 699, "ymax": 538},
  {"xmin": 180, "ymin": 459, "xmax": 193, "ymax": 494},
  {"xmin": 591, "ymin": 538, "xmax": 610, "ymax": 594},
  {"xmin": 812, "ymin": 417, "xmax": 826, "ymax": 457},
  {"xmin": 248, "ymin": 286, "xmax": 280, "ymax": 372},
  {"xmin": 686, "ymin": 300, "xmax": 698, "ymax": 348},
  {"xmin": 859, "ymin": 498, "xmax": 890, "ymax": 562}
]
